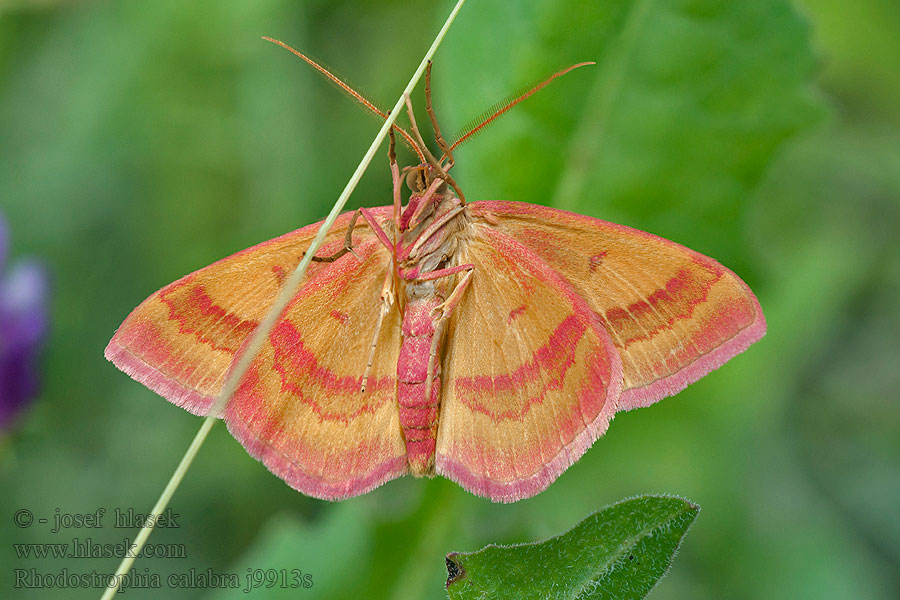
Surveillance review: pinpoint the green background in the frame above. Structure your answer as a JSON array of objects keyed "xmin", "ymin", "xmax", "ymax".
[{"xmin": 2, "ymin": 0, "xmax": 898, "ymax": 598}]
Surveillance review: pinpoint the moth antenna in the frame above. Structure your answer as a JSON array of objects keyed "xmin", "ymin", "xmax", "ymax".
[
  {"xmin": 447, "ymin": 61, "xmax": 596, "ymax": 153},
  {"xmin": 263, "ymin": 36, "xmax": 425, "ymax": 163}
]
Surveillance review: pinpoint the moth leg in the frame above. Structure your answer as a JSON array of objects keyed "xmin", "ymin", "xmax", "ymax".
[
  {"xmin": 406, "ymin": 176, "xmax": 446, "ymax": 231},
  {"xmin": 307, "ymin": 211, "xmax": 361, "ymax": 263},
  {"xmin": 407, "ymin": 205, "xmax": 465, "ymax": 259},
  {"xmin": 405, "ymin": 263, "xmax": 473, "ymax": 283},
  {"xmin": 389, "ymin": 128, "xmax": 401, "ymax": 229},
  {"xmin": 425, "ymin": 60, "xmax": 454, "ymax": 171},
  {"xmin": 359, "ymin": 207, "xmax": 394, "ymax": 253},
  {"xmin": 305, "ymin": 205, "xmax": 394, "ymax": 264},
  {"xmin": 423, "ymin": 266, "xmax": 474, "ymax": 405},
  {"xmin": 403, "ymin": 95, "xmax": 466, "ymax": 204},
  {"xmin": 361, "ymin": 269, "xmax": 395, "ymax": 393},
  {"xmin": 431, "ymin": 267, "xmax": 473, "ymax": 319},
  {"xmin": 423, "ymin": 320, "xmax": 444, "ymax": 417}
]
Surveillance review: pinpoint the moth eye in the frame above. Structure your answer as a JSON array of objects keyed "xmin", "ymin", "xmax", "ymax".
[{"xmin": 405, "ymin": 167, "xmax": 426, "ymax": 193}]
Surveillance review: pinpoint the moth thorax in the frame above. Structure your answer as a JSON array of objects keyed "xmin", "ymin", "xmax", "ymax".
[
  {"xmin": 418, "ymin": 250, "xmax": 449, "ymax": 274},
  {"xmin": 406, "ymin": 281, "xmax": 437, "ymax": 301}
]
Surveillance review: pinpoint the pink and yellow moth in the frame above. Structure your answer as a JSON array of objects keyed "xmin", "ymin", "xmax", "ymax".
[{"xmin": 106, "ymin": 41, "xmax": 766, "ymax": 503}]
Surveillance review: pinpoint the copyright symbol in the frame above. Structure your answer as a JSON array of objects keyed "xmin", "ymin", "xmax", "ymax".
[{"xmin": 14, "ymin": 509, "xmax": 33, "ymax": 528}]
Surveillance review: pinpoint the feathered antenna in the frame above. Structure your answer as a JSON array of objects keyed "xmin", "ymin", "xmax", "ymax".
[{"xmin": 446, "ymin": 61, "xmax": 595, "ymax": 154}]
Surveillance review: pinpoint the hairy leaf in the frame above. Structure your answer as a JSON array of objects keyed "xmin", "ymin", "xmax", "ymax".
[{"xmin": 445, "ymin": 495, "xmax": 699, "ymax": 600}]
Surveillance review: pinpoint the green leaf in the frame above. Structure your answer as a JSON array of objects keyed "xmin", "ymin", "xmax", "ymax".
[
  {"xmin": 445, "ymin": 495, "xmax": 699, "ymax": 600},
  {"xmin": 439, "ymin": 0, "xmax": 825, "ymax": 268}
]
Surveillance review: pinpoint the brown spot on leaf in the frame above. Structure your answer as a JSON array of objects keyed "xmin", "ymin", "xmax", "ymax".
[{"xmin": 445, "ymin": 553, "xmax": 466, "ymax": 587}]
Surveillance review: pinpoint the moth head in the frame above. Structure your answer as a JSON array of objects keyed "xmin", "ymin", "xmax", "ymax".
[{"xmin": 405, "ymin": 165, "xmax": 429, "ymax": 193}]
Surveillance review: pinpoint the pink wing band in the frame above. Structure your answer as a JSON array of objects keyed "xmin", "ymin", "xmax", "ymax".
[
  {"xmin": 104, "ymin": 338, "xmax": 216, "ymax": 416},
  {"xmin": 224, "ymin": 413, "xmax": 407, "ymax": 501},
  {"xmin": 435, "ymin": 227, "xmax": 624, "ymax": 503},
  {"xmin": 437, "ymin": 400, "xmax": 618, "ymax": 503},
  {"xmin": 618, "ymin": 283, "xmax": 766, "ymax": 410},
  {"xmin": 469, "ymin": 201, "xmax": 767, "ymax": 413},
  {"xmin": 220, "ymin": 239, "xmax": 407, "ymax": 500}
]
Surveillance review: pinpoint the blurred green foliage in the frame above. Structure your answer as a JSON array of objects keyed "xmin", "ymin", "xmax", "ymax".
[{"xmin": 1, "ymin": 0, "xmax": 898, "ymax": 598}]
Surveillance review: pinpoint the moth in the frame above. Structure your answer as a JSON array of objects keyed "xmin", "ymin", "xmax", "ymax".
[{"xmin": 106, "ymin": 41, "xmax": 765, "ymax": 503}]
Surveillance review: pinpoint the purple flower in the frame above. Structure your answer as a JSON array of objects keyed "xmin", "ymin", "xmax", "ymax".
[{"xmin": 0, "ymin": 213, "xmax": 49, "ymax": 430}]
